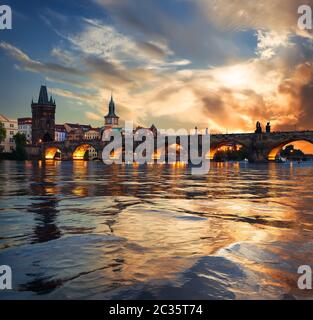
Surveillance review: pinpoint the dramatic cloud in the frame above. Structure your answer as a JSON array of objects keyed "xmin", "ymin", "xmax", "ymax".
[
  {"xmin": 0, "ymin": 42, "xmax": 85, "ymax": 77},
  {"xmin": 256, "ymin": 30, "xmax": 292, "ymax": 60},
  {"xmin": 1, "ymin": 0, "xmax": 313, "ymax": 133},
  {"xmin": 195, "ymin": 0, "xmax": 313, "ymax": 37}
]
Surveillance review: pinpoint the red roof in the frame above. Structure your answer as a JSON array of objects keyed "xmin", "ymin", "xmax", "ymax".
[
  {"xmin": 65, "ymin": 123, "xmax": 92, "ymax": 131},
  {"xmin": 55, "ymin": 124, "xmax": 67, "ymax": 132},
  {"xmin": 18, "ymin": 118, "xmax": 32, "ymax": 125}
]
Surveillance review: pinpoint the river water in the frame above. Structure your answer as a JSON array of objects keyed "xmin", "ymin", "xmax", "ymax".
[{"xmin": 0, "ymin": 160, "xmax": 313, "ymax": 300}]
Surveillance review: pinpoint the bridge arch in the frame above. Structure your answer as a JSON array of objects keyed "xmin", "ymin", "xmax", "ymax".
[
  {"xmin": 208, "ymin": 140, "xmax": 248, "ymax": 161},
  {"xmin": 72, "ymin": 143, "xmax": 99, "ymax": 160},
  {"xmin": 267, "ymin": 139, "xmax": 313, "ymax": 161},
  {"xmin": 109, "ymin": 147, "xmax": 123, "ymax": 161},
  {"xmin": 44, "ymin": 147, "xmax": 62, "ymax": 160}
]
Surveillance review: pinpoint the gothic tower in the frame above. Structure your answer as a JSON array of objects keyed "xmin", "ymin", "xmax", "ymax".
[
  {"xmin": 104, "ymin": 95, "xmax": 119, "ymax": 128},
  {"xmin": 31, "ymin": 85, "xmax": 56, "ymax": 145}
]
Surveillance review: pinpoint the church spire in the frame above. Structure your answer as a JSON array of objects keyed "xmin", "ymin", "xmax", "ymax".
[
  {"xmin": 108, "ymin": 94, "xmax": 117, "ymax": 117},
  {"xmin": 104, "ymin": 92, "xmax": 119, "ymax": 127}
]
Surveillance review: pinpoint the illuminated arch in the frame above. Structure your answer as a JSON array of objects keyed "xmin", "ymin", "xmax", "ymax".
[
  {"xmin": 208, "ymin": 141, "xmax": 246, "ymax": 160},
  {"xmin": 45, "ymin": 147, "xmax": 62, "ymax": 160},
  {"xmin": 109, "ymin": 147, "xmax": 123, "ymax": 161},
  {"xmin": 268, "ymin": 139, "xmax": 313, "ymax": 161},
  {"xmin": 73, "ymin": 144, "xmax": 98, "ymax": 160}
]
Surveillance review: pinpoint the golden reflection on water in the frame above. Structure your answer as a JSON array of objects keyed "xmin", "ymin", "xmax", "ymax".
[
  {"xmin": 1, "ymin": 160, "xmax": 313, "ymax": 299},
  {"xmin": 56, "ymin": 161, "xmax": 306, "ymax": 296},
  {"xmin": 109, "ymin": 200, "xmax": 268, "ymax": 282}
]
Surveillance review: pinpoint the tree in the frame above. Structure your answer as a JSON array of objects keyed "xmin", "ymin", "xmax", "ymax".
[
  {"xmin": 214, "ymin": 146, "xmax": 249, "ymax": 162},
  {"xmin": 0, "ymin": 121, "xmax": 6, "ymax": 143},
  {"xmin": 13, "ymin": 132, "xmax": 27, "ymax": 160},
  {"xmin": 281, "ymin": 145, "xmax": 304, "ymax": 159},
  {"xmin": 0, "ymin": 122, "xmax": 6, "ymax": 153}
]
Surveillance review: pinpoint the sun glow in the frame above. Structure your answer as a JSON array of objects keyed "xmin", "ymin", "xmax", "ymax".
[{"xmin": 215, "ymin": 65, "xmax": 248, "ymax": 88}]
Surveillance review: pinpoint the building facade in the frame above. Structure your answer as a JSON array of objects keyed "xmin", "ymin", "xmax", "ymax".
[
  {"xmin": 87, "ymin": 147, "xmax": 99, "ymax": 160},
  {"xmin": 18, "ymin": 118, "xmax": 32, "ymax": 144},
  {"xmin": 84, "ymin": 128, "xmax": 101, "ymax": 140},
  {"xmin": 55, "ymin": 124, "xmax": 67, "ymax": 142},
  {"xmin": 31, "ymin": 85, "xmax": 56, "ymax": 145},
  {"xmin": 0, "ymin": 114, "xmax": 18, "ymax": 153},
  {"xmin": 64, "ymin": 123, "xmax": 92, "ymax": 141}
]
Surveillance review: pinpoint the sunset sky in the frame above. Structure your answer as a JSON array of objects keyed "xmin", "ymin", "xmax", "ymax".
[{"xmin": 1, "ymin": 0, "xmax": 313, "ymax": 138}]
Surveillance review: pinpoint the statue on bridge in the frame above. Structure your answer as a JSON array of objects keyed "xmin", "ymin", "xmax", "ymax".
[
  {"xmin": 255, "ymin": 121, "xmax": 263, "ymax": 134},
  {"xmin": 266, "ymin": 122, "xmax": 271, "ymax": 133}
]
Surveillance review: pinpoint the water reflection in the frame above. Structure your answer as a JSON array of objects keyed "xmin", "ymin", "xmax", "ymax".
[
  {"xmin": 27, "ymin": 161, "xmax": 61, "ymax": 244},
  {"xmin": 0, "ymin": 160, "xmax": 313, "ymax": 299},
  {"xmin": 29, "ymin": 197, "xmax": 60, "ymax": 244}
]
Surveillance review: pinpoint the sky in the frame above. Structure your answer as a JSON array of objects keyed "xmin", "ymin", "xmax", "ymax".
[{"xmin": 0, "ymin": 0, "xmax": 313, "ymax": 137}]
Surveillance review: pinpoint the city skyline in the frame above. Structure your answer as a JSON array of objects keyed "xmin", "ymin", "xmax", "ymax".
[
  {"xmin": 0, "ymin": 0, "xmax": 312, "ymax": 134},
  {"xmin": 3, "ymin": 82, "xmax": 313, "ymax": 154}
]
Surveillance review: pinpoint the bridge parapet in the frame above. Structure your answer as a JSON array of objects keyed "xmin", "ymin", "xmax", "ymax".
[{"xmin": 40, "ymin": 131, "xmax": 313, "ymax": 162}]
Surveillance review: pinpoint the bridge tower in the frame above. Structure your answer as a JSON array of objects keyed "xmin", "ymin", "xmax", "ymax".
[
  {"xmin": 104, "ymin": 94, "xmax": 119, "ymax": 129},
  {"xmin": 31, "ymin": 85, "xmax": 56, "ymax": 145}
]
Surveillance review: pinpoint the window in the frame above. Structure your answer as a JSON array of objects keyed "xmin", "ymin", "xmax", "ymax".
[
  {"xmin": 10, "ymin": 124, "xmax": 14, "ymax": 128},
  {"xmin": 10, "ymin": 146, "xmax": 14, "ymax": 151},
  {"xmin": 10, "ymin": 131, "xmax": 14, "ymax": 135},
  {"xmin": 10, "ymin": 138, "xmax": 14, "ymax": 143}
]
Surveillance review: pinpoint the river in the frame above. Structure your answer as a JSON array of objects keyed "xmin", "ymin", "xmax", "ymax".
[{"xmin": 0, "ymin": 160, "xmax": 313, "ymax": 300}]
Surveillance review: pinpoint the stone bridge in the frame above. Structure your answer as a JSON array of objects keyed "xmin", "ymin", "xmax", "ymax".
[
  {"xmin": 209, "ymin": 131, "xmax": 313, "ymax": 162},
  {"xmin": 40, "ymin": 131, "xmax": 313, "ymax": 162}
]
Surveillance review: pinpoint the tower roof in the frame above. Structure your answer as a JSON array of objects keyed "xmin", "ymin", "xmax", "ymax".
[
  {"xmin": 38, "ymin": 85, "xmax": 49, "ymax": 104},
  {"xmin": 105, "ymin": 94, "xmax": 119, "ymax": 118},
  {"xmin": 32, "ymin": 85, "xmax": 56, "ymax": 107}
]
